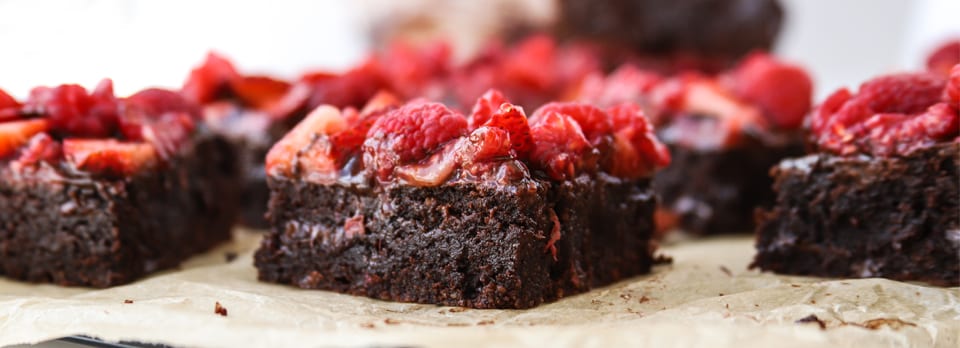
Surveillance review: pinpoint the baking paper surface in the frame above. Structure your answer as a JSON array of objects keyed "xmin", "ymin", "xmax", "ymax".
[{"xmin": 1, "ymin": 230, "xmax": 958, "ymax": 348}]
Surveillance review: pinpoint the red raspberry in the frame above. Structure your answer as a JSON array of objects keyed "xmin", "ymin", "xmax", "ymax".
[
  {"xmin": 182, "ymin": 52, "xmax": 239, "ymax": 104},
  {"xmin": 303, "ymin": 61, "xmax": 386, "ymax": 110},
  {"xmin": 375, "ymin": 41, "xmax": 451, "ymax": 100},
  {"xmin": 501, "ymin": 35, "xmax": 556, "ymax": 93},
  {"xmin": 531, "ymin": 102, "xmax": 611, "ymax": 143},
  {"xmin": 811, "ymin": 72, "xmax": 957, "ymax": 156},
  {"xmin": 529, "ymin": 110, "xmax": 592, "ymax": 180},
  {"xmin": 605, "ymin": 103, "xmax": 670, "ymax": 178},
  {"xmin": 573, "ymin": 65, "xmax": 662, "ymax": 107},
  {"xmin": 468, "ymin": 89, "xmax": 509, "ymax": 129},
  {"xmin": 728, "ymin": 53, "xmax": 813, "ymax": 130},
  {"xmin": 478, "ymin": 103, "xmax": 533, "ymax": 159},
  {"xmin": 926, "ymin": 40, "xmax": 959, "ymax": 77},
  {"xmin": 23, "ymin": 79, "xmax": 121, "ymax": 138},
  {"xmin": 948, "ymin": 64, "xmax": 960, "ymax": 105},
  {"xmin": 363, "ymin": 102, "xmax": 467, "ymax": 180},
  {"xmin": 461, "ymin": 126, "xmax": 512, "ymax": 163}
]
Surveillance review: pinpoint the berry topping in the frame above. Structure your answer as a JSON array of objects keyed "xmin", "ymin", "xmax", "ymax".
[
  {"xmin": 655, "ymin": 76, "xmax": 765, "ymax": 149},
  {"xmin": 302, "ymin": 61, "xmax": 386, "ymax": 111},
  {"xmin": 477, "ymin": 103, "xmax": 533, "ymax": 158},
  {"xmin": 606, "ymin": 103, "xmax": 671, "ymax": 178},
  {"xmin": 531, "ymin": 102, "xmax": 611, "ymax": 143},
  {"xmin": 182, "ymin": 52, "xmax": 240, "ymax": 105},
  {"xmin": 573, "ymin": 65, "xmax": 662, "ymax": 107},
  {"xmin": 926, "ymin": 40, "xmax": 959, "ymax": 77},
  {"xmin": 811, "ymin": 72, "xmax": 958, "ymax": 156},
  {"xmin": 266, "ymin": 105, "xmax": 347, "ymax": 180},
  {"xmin": 23, "ymin": 79, "xmax": 121, "ymax": 138},
  {"xmin": 122, "ymin": 88, "xmax": 199, "ymax": 159},
  {"xmin": 528, "ymin": 111, "xmax": 592, "ymax": 180},
  {"xmin": 727, "ymin": 53, "xmax": 812, "ymax": 129},
  {"xmin": 10, "ymin": 133, "xmax": 62, "ymax": 170},
  {"xmin": 0, "ymin": 119, "xmax": 51, "ymax": 158},
  {"xmin": 468, "ymin": 89, "xmax": 509, "ymax": 129},
  {"xmin": 363, "ymin": 102, "xmax": 468, "ymax": 180},
  {"xmin": 948, "ymin": 64, "xmax": 960, "ymax": 106},
  {"xmin": 63, "ymin": 139, "xmax": 159, "ymax": 177},
  {"xmin": 0, "ymin": 88, "xmax": 20, "ymax": 121},
  {"xmin": 230, "ymin": 76, "xmax": 292, "ymax": 111}
]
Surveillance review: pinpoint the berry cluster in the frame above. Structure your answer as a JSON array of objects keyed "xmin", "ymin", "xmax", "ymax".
[
  {"xmin": 266, "ymin": 89, "xmax": 670, "ymax": 185},
  {"xmin": 0, "ymin": 81, "xmax": 198, "ymax": 176}
]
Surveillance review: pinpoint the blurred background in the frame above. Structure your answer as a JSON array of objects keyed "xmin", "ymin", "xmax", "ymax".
[{"xmin": 0, "ymin": 0, "xmax": 957, "ymax": 99}]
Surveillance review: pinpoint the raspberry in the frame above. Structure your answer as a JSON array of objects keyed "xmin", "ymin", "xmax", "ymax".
[
  {"xmin": 0, "ymin": 119, "xmax": 50, "ymax": 158},
  {"xmin": 478, "ymin": 103, "xmax": 533, "ymax": 158},
  {"xmin": 375, "ymin": 41, "xmax": 451, "ymax": 100},
  {"xmin": 652, "ymin": 77, "xmax": 763, "ymax": 148},
  {"xmin": 573, "ymin": 65, "xmax": 662, "ymax": 107},
  {"xmin": 948, "ymin": 64, "xmax": 960, "ymax": 105},
  {"xmin": 468, "ymin": 89, "xmax": 509, "ymax": 129},
  {"xmin": 529, "ymin": 110, "xmax": 591, "ymax": 180},
  {"xmin": 926, "ymin": 40, "xmax": 959, "ymax": 77},
  {"xmin": 461, "ymin": 126, "xmax": 512, "ymax": 163},
  {"xmin": 23, "ymin": 79, "xmax": 121, "ymax": 138},
  {"xmin": 63, "ymin": 139, "xmax": 159, "ymax": 177},
  {"xmin": 303, "ymin": 61, "xmax": 386, "ymax": 110},
  {"xmin": 182, "ymin": 52, "xmax": 239, "ymax": 104},
  {"xmin": 811, "ymin": 72, "xmax": 957, "ymax": 156},
  {"xmin": 363, "ymin": 102, "xmax": 467, "ymax": 180},
  {"xmin": 531, "ymin": 102, "xmax": 611, "ymax": 143},
  {"xmin": 605, "ymin": 103, "xmax": 670, "ymax": 178},
  {"xmin": 501, "ymin": 35, "xmax": 556, "ymax": 93},
  {"xmin": 728, "ymin": 53, "xmax": 812, "ymax": 130}
]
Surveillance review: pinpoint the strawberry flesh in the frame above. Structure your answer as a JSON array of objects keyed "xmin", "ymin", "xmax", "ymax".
[{"xmin": 63, "ymin": 139, "xmax": 159, "ymax": 177}]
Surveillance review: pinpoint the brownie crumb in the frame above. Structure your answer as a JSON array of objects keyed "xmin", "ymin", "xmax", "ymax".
[
  {"xmin": 224, "ymin": 252, "xmax": 238, "ymax": 262},
  {"xmin": 858, "ymin": 318, "xmax": 916, "ymax": 330},
  {"xmin": 638, "ymin": 296, "xmax": 650, "ymax": 303},
  {"xmin": 448, "ymin": 307, "xmax": 468, "ymax": 313},
  {"xmin": 214, "ymin": 302, "xmax": 228, "ymax": 316},
  {"xmin": 123, "ymin": 299, "xmax": 134, "ymax": 304},
  {"xmin": 719, "ymin": 266, "xmax": 732, "ymax": 277},
  {"xmin": 620, "ymin": 293, "xmax": 632, "ymax": 300},
  {"xmin": 360, "ymin": 323, "xmax": 375, "ymax": 329},
  {"xmin": 477, "ymin": 320, "xmax": 495, "ymax": 326},
  {"xmin": 384, "ymin": 318, "xmax": 401, "ymax": 325},
  {"xmin": 796, "ymin": 314, "xmax": 826, "ymax": 329}
]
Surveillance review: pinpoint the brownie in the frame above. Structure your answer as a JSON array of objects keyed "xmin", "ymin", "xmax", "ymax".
[
  {"xmin": 555, "ymin": 0, "xmax": 784, "ymax": 72},
  {"xmin": 654, "ymin": 132, "xmax": 805, "ymax": 235},
  {"xmin": 0, "ymin": 81, "xmax": 240, "ymax": 287},
  {"xmin": 0, "ymin": 132, "xmax": 239, "ymax": 287},
  {"xmin": 752, "ymin": 143, "xmax": 959, "ymax": 286},
  {"xmin": 254, "ymin": 92, "xmax": 670, "ymax": 308}
]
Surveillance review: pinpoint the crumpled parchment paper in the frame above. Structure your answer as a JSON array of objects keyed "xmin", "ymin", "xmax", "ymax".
[{"xmin": 1, "ymin": 230, "xmax": 957, "ymax": 348}]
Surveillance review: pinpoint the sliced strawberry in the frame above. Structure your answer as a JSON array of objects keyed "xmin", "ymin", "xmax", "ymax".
[
  {"xmin": 63, "ymin": 139, "xmax": 159, "ymax": 177},
  {"xmin": 230, "ymin": 76, "xmax": 291, "ymax": 110},
  {"xmin": 266, "ymin": 105, "xmax": 346, "ymax": 178},
  {"xmin": 0, "ymin": 88, "xmax": 20, "ymax": 122},
  {"xmin": 529, "ymin": 111, "xmax": 591, "ymax": 180},
  {"xmin": 303, "ymin": 61, "xmax": 386, "ymax": 110},
  {"xmin": 468, "ymin": 89, "xmax": 509, "ymax": 129},
  {"xmin": 363, "ymin": 102, "xmax": 467, "ymax": 181},
  {"xmin": 0, "ymin": 119, "xmax": 50, "ymax": 158},
  {"xmin": 125, "ymin": 88, "xmax": 200, "ymax": 119},
  {"xmin": 729, "ymin": 53, "xmax": 813, "ymax": 130},
  {"xmin": 182, "ymin": 52, "xmax": 240, "ymax": 104}
]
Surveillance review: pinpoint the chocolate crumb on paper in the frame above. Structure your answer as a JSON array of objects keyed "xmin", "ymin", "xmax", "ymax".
[
  {"xmin": 123, "ymin": 299, "xmax": 133, "ymax": 304},
  {"xmin": 719, "ymin": 265, "xmax": 733, "ymax": 277},
  {"xmin": 796, "ymin": 314, "xmax": 826, "ymax": 330},
  {"xmin": 224, "ymin": 252, "xmax": 238, "ymax": 262},
  {"xmin": 215, "ymin": 302, "xmax": 228, "ymax": 317}
]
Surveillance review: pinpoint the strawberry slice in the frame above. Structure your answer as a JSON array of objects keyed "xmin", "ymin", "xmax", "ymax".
[
  {"xmin": 0, "ymin": 119, "xmax": 50, "ymax": 158},
  {"xmin": 0, "ymin": 88, "xmax": 20, "ymax": 122},
  {"xmin": 266, "ymin": 105, "xmax": 346, "ymax": 178},
  {"xmin": 926, "ymin": 40, "xmax": 960, "ymax": 77},
  {"xmin": 10, "ymin": 133, "xmax": 62, "ymax": 170},
  {"xmin": 63, "ymin": 139, "xmax": 159, "ymax": 177},
  {"xmin": 230, "ymin": 76, "xmax": 291, "ymax": 110}
]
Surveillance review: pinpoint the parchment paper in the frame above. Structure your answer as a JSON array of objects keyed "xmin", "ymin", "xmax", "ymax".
[{"xmin": 1, "ymin": 230, "xmax": 958, "ymax": 348}]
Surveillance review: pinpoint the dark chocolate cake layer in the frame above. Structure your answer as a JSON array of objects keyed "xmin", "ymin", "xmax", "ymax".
[
  {"xmin": 654, "ymin": 133, "xmax": 805, "ymax": 235},
  {"xmin": 752, "ymin": 143, "xmax": 959, "ymax": 286},
  {"xmin": 255, "ymin": 174, "xmax": 657, "ymax": 309},
  {"xmin": 0, "ymin": 135, "xmax": 240, "ymax": 287}
]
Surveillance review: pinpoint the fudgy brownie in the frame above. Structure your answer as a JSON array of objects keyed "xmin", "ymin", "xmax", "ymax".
[
  {"xmin": 555, "ymin": 0, "xmax": 784, "ymax": 73},
  {"xmin": 573, "ymin": 53, "xmax": 812, "ymax": 235},
  {"xmin": 753, "ymin": 66, "xmax": 960, "ymax": 286},
  {"xmin": 0, "ymin": 80, "xmax": 239, "ymax": 287},
  {"xmin": 255, "ymin": 90, "xmax": 670, "ymax": 308}
]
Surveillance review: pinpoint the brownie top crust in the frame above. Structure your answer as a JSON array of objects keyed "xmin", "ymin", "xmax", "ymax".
[
  {"xmin": 0, "ymin": 80, "xmax": 213, "ymax": 179},
  {"xmin": 266, "ymin": 90, "xmax": 671, "ymax": 187}
]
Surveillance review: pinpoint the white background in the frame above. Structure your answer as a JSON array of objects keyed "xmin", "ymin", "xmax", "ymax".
[{"xmin": 0, "ymin": 0, "xmax": 957, "ymax": 100}]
